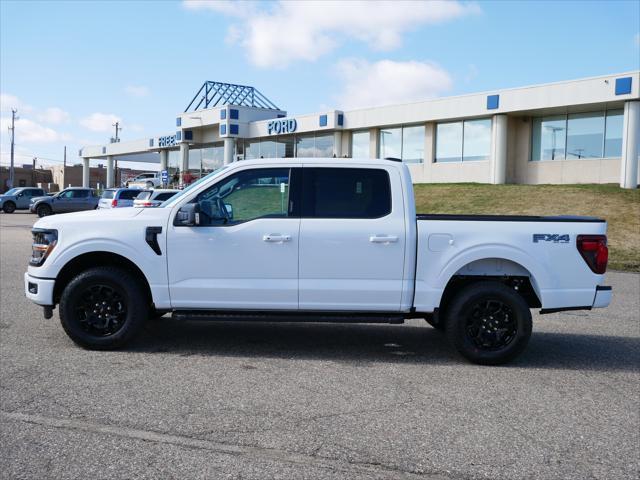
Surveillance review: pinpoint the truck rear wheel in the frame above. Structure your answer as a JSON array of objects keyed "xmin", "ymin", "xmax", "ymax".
[
  {"xmin": 59, "ymin": 267, "xmax": 148, "ymax": 350},
  {"xmin": 445, "ymin": 281, "xmax": 532, "ymax": 365}
]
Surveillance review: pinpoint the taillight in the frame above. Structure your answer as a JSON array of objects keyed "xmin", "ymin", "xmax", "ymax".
[
  {"xmin": 576, "ymin": 234, "xmax": 608, "ymax": 274},
  {"xmin": 111, "ymin": 199, "xmax": 118, "ymax": 207}
]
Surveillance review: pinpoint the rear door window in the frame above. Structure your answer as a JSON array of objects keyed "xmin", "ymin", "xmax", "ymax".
[
  {"xmin": 101, "ymin": 190, "xmax": 115, "ymax": 199},
  {"xmin": 301, "ymin": 168, "xmax": 391, "ymax": 218},
  {"xmin": 154, "ymin": 192, "xmax": 176, "ymax": 201},
  {"xmin": 118, "ymin": 190, "xmax": 142, "ymax": 200}
]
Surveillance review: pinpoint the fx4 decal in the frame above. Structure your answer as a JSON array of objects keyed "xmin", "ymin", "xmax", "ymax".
[{"xmin": 533, "ymin": 234, "xmax": 570, "ymax": 243}]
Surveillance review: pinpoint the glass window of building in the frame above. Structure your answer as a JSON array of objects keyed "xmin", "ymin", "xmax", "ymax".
[
  {"xmin": 244, "ymin": 139, "xmax": 260, "ymax": 160},
  {"xmin": 531, "ymin": 110, "xmax": 624, "ymax": 161},
  {"xmin": 202, "ymin": 145, "xmax": 224, "ymax": 173},
  {"xmin": 402, "ymin": 126, "xmax": 425, "ymax": 163},
  {"xmin": 604, "ymin": 109, "xmax": 624, "ymax": 158},
  {"xmin": 351, "ymin": 130, "xmax": 370, "ymax": 158},
  {"xmin": 531, "ymin": 115, "xmax": 566, "ymax": 161},
  {"xmin": 462, "ymin": 119, "xmax": 491, "ymax": 161},
  {"xmin": 296, "ymin": 134, "xmax": 316, "ymax": 157},
  {"xmin": 435, "ymin": 122, "xmax": 463, "ymax": 162},
  {"xmin": 379, "ymin": 127, "xmax": 402, "ymax": 159},
  {"xmin": 260, "ymin": 139, "xmax": 278, "ymax": 158},
  {"xmin": 277, "ymin": 136, "xmax": 295, "ymax": 158},
  {"xmin": 314, "ymin": 133, "xmax": 334, "ymax": 157},
  {"xmin": 566, "ymin": 112, "xmax": 605, "ymax": 159}
]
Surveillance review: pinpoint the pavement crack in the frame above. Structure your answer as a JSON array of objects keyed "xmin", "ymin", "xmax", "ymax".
[{"xmin": 1, "ymin": 410, "xmax": 449, "ymax": 479}]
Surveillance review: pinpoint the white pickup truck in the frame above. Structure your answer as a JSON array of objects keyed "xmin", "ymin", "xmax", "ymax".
[{"xmin": 24, "ymin": 158, "xmax": 612, "ymax": 364}]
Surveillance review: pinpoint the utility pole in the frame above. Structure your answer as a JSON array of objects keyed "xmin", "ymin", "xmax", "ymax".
[
  {"xmin": 112, "ymin": 122, "xmax": 121, "ymax": 143},
  {"xmin": 8, "ymin": 109, "xmax": 18, "ymax": 189},
  {"xmin": 62, "ymin": 146, "xmax": 67, "ymax": 189}
]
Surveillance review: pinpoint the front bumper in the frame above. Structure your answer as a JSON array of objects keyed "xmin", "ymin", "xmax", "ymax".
[
  {"xmin": 24, "ymin": 272, "xmax": 55, "ymax": 306},
  {"xmin": 592, "ymin": 285, "xmax": 612, "ymax": 309}
]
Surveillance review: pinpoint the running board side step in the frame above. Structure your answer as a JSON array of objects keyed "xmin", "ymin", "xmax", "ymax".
[{"xmin": 172, "ymin": 310, "xmax": 405, "ymax": 324}]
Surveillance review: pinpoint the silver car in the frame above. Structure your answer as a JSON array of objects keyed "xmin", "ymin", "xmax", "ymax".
[
  {"xmin": 133, "ymin": 189, "xmax": 179, "ymax": 207},
  {"xmin": 98, "ymin": 188, "xmax": 146, "ymax": 209},
  {"xmin": 30, "ymin": 188, "xmax": 99, "ymax": 217}
]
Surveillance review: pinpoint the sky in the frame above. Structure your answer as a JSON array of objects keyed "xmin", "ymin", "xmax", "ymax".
[{"xmin": 1, "ymin": 0, "xmax": 639, "ymax": 170}]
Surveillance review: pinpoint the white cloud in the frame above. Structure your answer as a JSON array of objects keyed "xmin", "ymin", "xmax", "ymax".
[
  {"xmin": 183, "ymin": 0, "xmax": 255, "ymax": 17},
  {"xmin": 79, "ymin": 113, "xmax": 121, "ymax": 133},
  {"xmin": 334, "ymin": 59, "xmax": 452, "ymax": 110},
  {"xmin": 0, "ymin": 116, "xmax": 65, "ymax": 143},
  {"xmin": 124, "ymin": 85, "xmax": 150, "ymax": 97},
  {"xmin": 37, "ymin": 107, "xmax": 70, "ymax": 125},
  {"xmin": 0, "ymin": 93, "xmax": 33, "ymax": 114},
  {"xmin": 185, "ymin": 0, "xmax": 480, "ymax": 68}
]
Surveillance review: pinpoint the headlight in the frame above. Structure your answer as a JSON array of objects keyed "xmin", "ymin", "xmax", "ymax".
[{"xmin": 30, "ymin": 229, "xmax": 58, "ymax": 266}]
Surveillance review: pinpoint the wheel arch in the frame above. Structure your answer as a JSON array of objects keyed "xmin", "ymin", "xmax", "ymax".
[
  {"xmin": 437, "ymin": 257, "xmax": 543, "ymax": 319},
  {"xmin": 53, "ymin": 251, "xmax": 153, "ymax": 307}
]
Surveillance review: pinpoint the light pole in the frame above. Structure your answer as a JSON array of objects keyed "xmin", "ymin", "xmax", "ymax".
[{"xmin": 8, "ymin": 109, "xmax": 18, "ymax": 188}]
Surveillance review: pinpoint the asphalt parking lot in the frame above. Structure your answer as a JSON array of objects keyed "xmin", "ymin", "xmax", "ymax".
[{"xmin": 0, "ymin": 211, "xmax": 638, "ymax": 480}]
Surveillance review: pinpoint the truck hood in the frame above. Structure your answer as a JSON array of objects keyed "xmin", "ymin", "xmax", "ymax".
[{"xmin": 34, "ymin": 207, "xmax": 144, "ymax": 229}]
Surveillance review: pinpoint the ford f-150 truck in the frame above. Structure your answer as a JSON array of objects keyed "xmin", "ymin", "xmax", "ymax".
[{"xmin": 24, "ymin": 158, "xmax": 612, "ymax": 364}]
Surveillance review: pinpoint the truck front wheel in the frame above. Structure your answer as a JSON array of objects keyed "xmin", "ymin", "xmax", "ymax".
[
  {"xmin": 36, "ymin": 204, "xmax": 52, "ymax": 217},
  {"xmin": 2, "ymin": 201, "xmax": 16, "ymax": 213},
  {"xmin": 445, "ymin": 281, "xmax": 532, "ymax": 365},
  {"xmin": 59, "ymin": 267, "xmax": 148, "ymax": 349}
]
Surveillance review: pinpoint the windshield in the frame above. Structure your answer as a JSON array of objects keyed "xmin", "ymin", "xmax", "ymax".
[
  {"xmin": 3, "ymin": 188, "xmax": 19, "ymax": 196},
  {"xmin": 160, "ymin": 166, "xmax": 229, "ymax": 208}
]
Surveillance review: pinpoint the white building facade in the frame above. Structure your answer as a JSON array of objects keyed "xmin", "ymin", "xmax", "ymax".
[{"xmin": 80, "ymin": 72, "xmax": 640, "ymax": 189}]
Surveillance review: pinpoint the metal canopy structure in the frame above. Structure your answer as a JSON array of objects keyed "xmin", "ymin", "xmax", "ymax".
[{"xmin": 184, "ymin": 81, "xmax": 280, "ymax": 112}]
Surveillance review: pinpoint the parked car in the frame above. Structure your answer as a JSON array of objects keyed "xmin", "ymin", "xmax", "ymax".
[
  {"xmin": 98, "ymin": 188, "xmax": 146, "ymax": 209},
  {"xmin": 133, "ymin": 189, "xmax": 180, "ymax": 208},
  {"xmin": 125, "ymin": 172, "xmax": 162, "ymax": 189},
  {"xmin": 0, "ymin": 187, "xmax": 46, "ymax": 213},
  {"xmin": 30, "ymin": 187, "xmax": 98, "ymax": 217},
  {"xmin": 24, "ymin": 158, "xmax": 612, "ymax": 365}
]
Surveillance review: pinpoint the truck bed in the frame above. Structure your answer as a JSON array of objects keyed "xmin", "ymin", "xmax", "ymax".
[{"xmin": 416, "ymin": 214, "xmax": 605, "ymax": 223}]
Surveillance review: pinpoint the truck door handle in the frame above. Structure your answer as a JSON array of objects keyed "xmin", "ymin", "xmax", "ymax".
[
  {"xmin": 369, "ymin": 235, "xmax": 399, "ymax": 243},
  {"xmin": 263, "ymin": 234, "xmax": 291, "ymax": 243}
]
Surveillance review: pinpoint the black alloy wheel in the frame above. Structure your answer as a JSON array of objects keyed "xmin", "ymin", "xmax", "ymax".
[
  {"xmin": 59, "ymin": 267, "xmax": 148, "ymax": 349},
  {"xmin": 445, "ymin": 281, "xmax": 532, "ymax": 365},
  {"xmin": 75, "ymin": 284, "xmax": 128, "ymax": 337}
]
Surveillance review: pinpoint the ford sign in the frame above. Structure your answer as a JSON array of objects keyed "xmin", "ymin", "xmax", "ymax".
[{"xmin": 267, "ymin": 119, "xmax": 297, "ymax": 135}]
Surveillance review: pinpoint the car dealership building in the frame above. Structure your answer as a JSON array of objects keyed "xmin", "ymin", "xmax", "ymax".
[{"xmin": 80, "ymin": 71, "xmax": 640, "ymax": 189}]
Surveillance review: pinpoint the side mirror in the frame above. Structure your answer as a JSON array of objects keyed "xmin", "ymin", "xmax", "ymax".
[
  {"xmin": 17, "ymin": 192, "xmax": 23, "ymax": 197},
  {"xmin": 175, "ymin": 203, "xmax": 201, "ymax": 226}
]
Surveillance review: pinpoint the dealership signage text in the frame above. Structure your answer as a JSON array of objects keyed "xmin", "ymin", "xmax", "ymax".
[
  {"xmin": 267, "ymin": 119, "xmax": 297, "ymax": 135},
  {"xmin": 158, "ymin": 135, "xmax": 177, "ymax": 148}
]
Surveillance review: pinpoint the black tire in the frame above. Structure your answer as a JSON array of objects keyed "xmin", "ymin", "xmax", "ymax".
[
  {"xmin": 59, "ymin": 267, "xmax": 148, "ymax": 350},
  {"xmin": 2, "ymin": 201, "xmax": 16, "ymax": 213},
  {"xmin": 445, "ymin": 281, "xmax": 532, "ymax": 365},
  {"xmin": 36, "ymin": 204, "xmax": 52, "ymax": 217}
]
